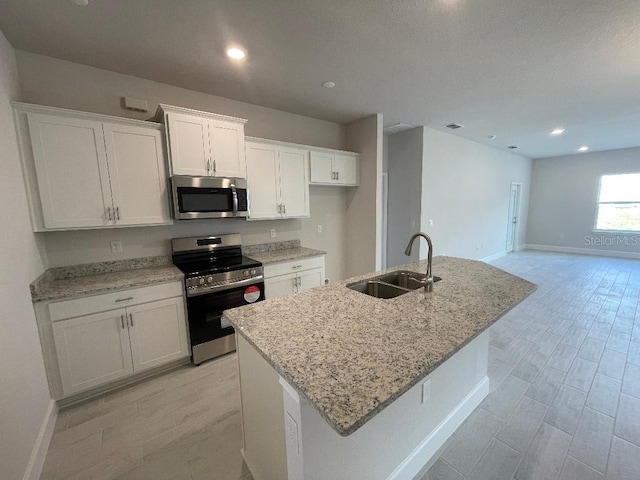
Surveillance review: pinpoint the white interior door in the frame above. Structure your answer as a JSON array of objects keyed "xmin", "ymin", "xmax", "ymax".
[{"xmin": 506, "ymin": 183, "xmax": 520, "ymax": 252}]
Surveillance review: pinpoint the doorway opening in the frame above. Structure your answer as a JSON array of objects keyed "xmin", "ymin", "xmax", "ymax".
[{"xmin": 506, "ymin": 182, "xmax": 522, "ymax": 252}]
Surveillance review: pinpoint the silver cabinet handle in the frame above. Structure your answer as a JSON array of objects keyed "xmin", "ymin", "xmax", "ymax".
[
  {"xmin": 336, "ymin": 171, "xmax": 339, "ymax": 181},
  {"xmin": 206, "ymin": 159, "xmax": 211, "ymax": 175},
  {"xmin": 120, "ymin": 315, "xmax": 125, "ymax": 329},
  {"xmin": 107, "ymin": 207, "xmax": 112, "ymax": 221},
  {"xmin": 115, "ymin": 297, "xmax": 134, "ymax": 303},
  {"xmin": 292, "ymin": 265, "xmax": 303, "ymax": 269},
  {"xmin": 115, "ymin": 206, "xmax": 120, "ymax": 221},
  {"xmin": 283, "ymin": 204, "xmax": 286, "ymax": 215},
  {"xmin": 213, "ymin": 159, "xmax": 217, "ymax": 175},
  {"xmin": 129, "ymin": 313, "xmax": 134, "ymax": 327},
  {"xmin": 278, "ymin": 204, "xmax": 282, "ymax": 214}
]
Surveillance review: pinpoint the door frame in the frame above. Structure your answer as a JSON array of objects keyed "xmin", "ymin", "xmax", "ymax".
[{"xmin": 506, "ymin": 182, "xmax": 522, "ymax": 252}]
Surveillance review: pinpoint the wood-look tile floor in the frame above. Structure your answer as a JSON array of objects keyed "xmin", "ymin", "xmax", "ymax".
[
  {"xmin": 41, "ymin": 251, "xmax": 640, "ymax": 480},
  {"xmin": 41, "ymin": 353, "xmax": 253, "ymax": 480},
  {"xmin": 421, "ymin": 251, "xmax": 640, "ymax": 480}
]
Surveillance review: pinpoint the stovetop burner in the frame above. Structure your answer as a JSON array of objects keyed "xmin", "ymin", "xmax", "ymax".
[{"xmin": 171, "ymin": 234, "xmax": 263, "ymax": 297}]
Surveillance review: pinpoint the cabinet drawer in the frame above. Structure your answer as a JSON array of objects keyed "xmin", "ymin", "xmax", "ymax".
[
  {"xmin": 49, "ymin": 281, "xmax": 184, "ymax": 322},
  {"xmin": 263, "ymin": 256, "xmax": 325, "ymax": 279}
]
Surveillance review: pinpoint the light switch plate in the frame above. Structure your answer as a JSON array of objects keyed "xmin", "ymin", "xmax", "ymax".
[
  {"xmin": 317, "ymin": 224, "xmax": 322, "ymax": 233},
  {"xmin": 270, "ymin": 228, "xmax": 276, "ymax": 238},
  {"xmin": 110, "ymin": 241, "xmax": 122, "ymax": 253}
]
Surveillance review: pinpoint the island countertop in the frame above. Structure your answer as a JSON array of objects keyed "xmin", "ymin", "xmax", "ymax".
[{"xmin": 223, "ymin": 256, "xmax": 536, "ymax": 436}]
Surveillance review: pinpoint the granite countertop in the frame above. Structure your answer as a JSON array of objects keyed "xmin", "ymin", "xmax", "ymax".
[
  {"xmin": 223, "ymin": 256, "xmax": 536, "ymax": 436},
  {"xmin": 245, "ymin": 246, "xmax": 326, "ymax": 265},
  {"xmin": 31, "ymin": 256, "xmax": 183, "ymax": 302},
  {"xmin": 242, "ymin": 239, "xmax": 325, "ymax": 265}
]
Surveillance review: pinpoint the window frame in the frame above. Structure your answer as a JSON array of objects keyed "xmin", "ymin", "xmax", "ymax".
[{"xmin": 593, "ymin": 172, "xmax": 640, "ymax": 234}]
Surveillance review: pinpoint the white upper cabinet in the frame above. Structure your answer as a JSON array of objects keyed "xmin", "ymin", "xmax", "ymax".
[
  {"xmin": 245, "ymin": 139, "xmax": 309, "ymax": 220},
  {"xmin": 309, "ymin": 150, "xmax": 359, "ymax": 186},
  {"xmin": 103, "ymin": 123, "xmax": 170, "ymax": 226},
  {"xmin": 14, "ymin": 103, "xmax": 171, "ymax": 231},
  {"xmin": 156, "ymin": 104, "xmax": 247, "ymax": 178}
]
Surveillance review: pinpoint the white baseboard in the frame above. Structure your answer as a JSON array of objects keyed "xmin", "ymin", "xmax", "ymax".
[
  {"xmin": 386, "ymin": 376, "xmax": 490, "ymax": 480},
  {"xmin": 515, "ymin": 244, "xmax": 527, "ymax": 252},
  {"xmin": 526, "ymin": 244, "xmax": 640, "ymax": 260},
  {"xmin": 23, "ymin": 399, "xmax": 57, "ymax": 480},
  {"xmin": 481, "ymin": 250, "xmax": 507, "ymax": 263}
]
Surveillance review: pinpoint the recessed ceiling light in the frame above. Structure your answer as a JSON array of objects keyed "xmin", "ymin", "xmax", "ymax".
[
  {"xmin": 508, "ymin": 146, "xmax": 518, "ymax": 149},
  {"xmin": 445, "ymin": 123, "xmax": 464, "ymax": 129},
  {"xmin": 321, "ymin": 81, "xmax": 336, "ymax": 89},
  {"xmin": 226, "ymin": 48, "xmax": 246, "ymax": 60},
  {"xmin": 578, "ymin": 146, "xmax": 589, "ymax": 152},
  {"xmin": 487, "ymin": 135, "xmax": 497, "ymax": 140},
  {"xmin": 71, "ymin": 0, "xmax": 89, "ymax": 5},
  {"xmin": 550, "ymin": 128, "xmax": 565, "ymax": 136}
]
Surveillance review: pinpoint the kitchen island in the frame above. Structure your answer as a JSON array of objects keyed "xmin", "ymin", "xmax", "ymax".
[{"xmin": 223, "ymin": 256, "xmax": 536, "ymax": 480}]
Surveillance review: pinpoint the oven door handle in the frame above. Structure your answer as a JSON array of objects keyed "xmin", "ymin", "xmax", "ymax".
[
  {"xmin": 231, "ymin": 184, "xmax": 239, "ymax": 217},
  {"xmin": 187, "ymin": 275, "xmax": 264, "ymax": 297}
]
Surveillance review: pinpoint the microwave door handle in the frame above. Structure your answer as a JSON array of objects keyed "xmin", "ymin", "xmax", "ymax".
[{"xmin": 231, "ymin": 186, "xmax": 239, "ymax": 217}]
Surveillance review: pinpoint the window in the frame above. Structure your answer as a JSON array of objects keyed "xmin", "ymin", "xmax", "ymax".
[{"xmin": 595, "ymin": 173, "xmax": 640, "ymax": 232}]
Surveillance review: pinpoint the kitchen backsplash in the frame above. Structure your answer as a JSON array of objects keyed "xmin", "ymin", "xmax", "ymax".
[{"xmin": 243, "ymin": 239, "xmax": 301, "ymax": 254}]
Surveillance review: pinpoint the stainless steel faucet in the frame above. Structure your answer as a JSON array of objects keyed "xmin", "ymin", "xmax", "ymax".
[{"xmin": 404, "ymin": 232, "xmax": 434, "ymax": 292}]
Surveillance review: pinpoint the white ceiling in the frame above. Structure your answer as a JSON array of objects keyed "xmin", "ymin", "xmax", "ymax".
[{"xmin": 1, "ymin": 0, "xmax": 640, "ymax": 159}]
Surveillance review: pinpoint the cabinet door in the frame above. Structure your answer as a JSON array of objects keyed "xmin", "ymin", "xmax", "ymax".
[
  {"xmin": 297, "ymin": 268, "xmax": 325, "ymax": 293},
  {"xmin": 209, "ymin": 118, "xmax": 246, "ymax": 178},
  {"xmin": 166, "ymin": 112, "xmax": 210, "ymax": 176},
  {"xmin": 52, "ymin": 309, "xmax": 133, "ymax": 395},
  {"xmin": 334, "ymin": 154, "xmax": 358, "ymax": 186},
  {"xmin": 279, "ymin": 147, "xmax": 310, "ymax": 218},
  {"xmin": 103, "ymin": 124, "xmax": 171, "ymax": 226},
  {"xmin": 309, "ymin": 151, "xmax": 334, "ymax": 183},
  {"xmin": 264, "ymin": 273, "xmax": 297, "ymax": 299},
  {"xmin": 127, "ymin": 297, "xmax": 189, "ymax": 373},
  {"xmin": 27, "ymin": 113, "xmax": 113, "ymax": 228},
  {"xmin": 245, "ymin": 142, "xmax": 281, "ymax": 219}
]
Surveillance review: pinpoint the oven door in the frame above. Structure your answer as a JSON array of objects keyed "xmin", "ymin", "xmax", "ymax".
[
  {"xmin": 185, "ymin": 281, "xmax": 264, "ymax": 363},
  {"xmin": 171, "ymin": 175, "xmax": 248, "ymax": 219}
]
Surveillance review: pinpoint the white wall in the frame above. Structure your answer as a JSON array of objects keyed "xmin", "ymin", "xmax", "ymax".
[
  {"xmin": 527, "ymin": 147, "xmax": 640, "ymax": 257},
  {"xmin": 345, "ymin": 114, "xmax": 384, "ymax": 277},
  {"xmin": 15, "ymin": 52, "xmax": 350, "ymax": 282},
  {"xmin": 0, "ymin": 31, "xmax": 52, "ymax": 480},
  {"xmin": 420, "ymin": 128, "xmax": 531, "ymax": 260},
  {"xmin": 387, "ymin": 127, "xmax": 424, "ymax": 267}
]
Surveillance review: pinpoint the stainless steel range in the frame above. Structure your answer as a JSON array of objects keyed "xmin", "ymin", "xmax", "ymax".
[{"xmin": 171, "ymin": 234, "xmax": 264, "ymax": 365}]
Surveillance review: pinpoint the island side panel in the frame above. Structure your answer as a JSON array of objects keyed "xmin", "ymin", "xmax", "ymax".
[
  {"xmin": 236, "ymin": 334, "xmax": 287, "ymax": 480},
  {"xmin": 299, "ymin": 331, "xmax": 489, "ymax": 480}
]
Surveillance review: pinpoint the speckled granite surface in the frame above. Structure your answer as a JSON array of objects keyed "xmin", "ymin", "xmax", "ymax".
[
  {"xmin": 224, "ymin": 256, "xmax": 536, "ymax": 436},
  {"xmin": 243, "ymin": 240, "xmax": 301, "ymax": 254},
  {"xmin": 246, "ymin": 246, "xmax": 326, "ymax": 265},
  {"xmin": 30, "ymin": 256, "xmax": 183, "ymax": 302}
]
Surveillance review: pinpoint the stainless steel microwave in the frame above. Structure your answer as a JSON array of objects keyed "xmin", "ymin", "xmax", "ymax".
[{"xmin": 170, "ymin": 176, "xmax": 249, "ymax": 220}]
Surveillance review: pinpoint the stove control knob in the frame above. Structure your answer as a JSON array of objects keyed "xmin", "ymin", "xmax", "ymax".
[
  {"xmin": 199, "ymin": 278, "xmax": 205, "ymax": 285},
  {"xmin": 243, "ymin": 270, "xmax": 249, "ymax": 276},
  {"xmin": 207, "ymin": 276, "xmax": 213, "ymax": 283},
  {"xmin": 250, "ymin": 269, "xmax": 256, "ymax": 275}
]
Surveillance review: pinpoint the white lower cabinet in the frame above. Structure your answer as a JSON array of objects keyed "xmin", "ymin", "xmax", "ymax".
[
  {"xmin": 50, "ymin": 283, "xmax": 189, "ymax": 396},
  {"xmin": 264, "ymin": 256, "xmax": 325, "ymax": 299}
]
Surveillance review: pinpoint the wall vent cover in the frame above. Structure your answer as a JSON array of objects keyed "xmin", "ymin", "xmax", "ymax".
[
  {"xmin": 445, "ymin": 123, "xmax": 464, "ymax": 129},
  {"xmin": 384, "ymin": 123, "xmax": 414, "ymax": 135}
]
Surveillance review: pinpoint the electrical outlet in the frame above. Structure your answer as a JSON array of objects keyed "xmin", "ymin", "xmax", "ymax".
[
  {"xmin": 317, "ymin": 224, "xmax": 323, "ymax": 233},
  {"xmin": 429, "ymin": 219, "xmax": 434, "ymax": 227},
  {"xmin": 270, "ymin": 228, "xmax": 276, "ymax": 238},
  {"xmin": 421, "ymin": 379, "xmax": 431, "ymax": 404},
  {"xmin": 110, "ymin": 241, "xmax": 122, "ymax": 253}
]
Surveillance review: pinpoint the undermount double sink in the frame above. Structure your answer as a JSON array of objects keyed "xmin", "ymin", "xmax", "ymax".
[{"xmin": 347, "ymin": 270, "xmax": 442, "ymax": 299}]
